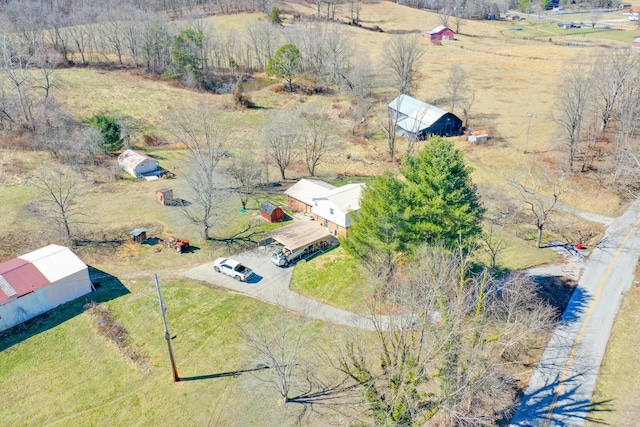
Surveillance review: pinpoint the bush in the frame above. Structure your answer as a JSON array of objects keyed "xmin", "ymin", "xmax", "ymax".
[{"xmin": 270, "ymin": 7, "xmax": 282, "ymax": 24}]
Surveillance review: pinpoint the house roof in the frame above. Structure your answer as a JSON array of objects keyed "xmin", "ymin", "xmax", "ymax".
[
  {"xmin": 316, "ymin": 183, "xmax": 365, "ymax": 213},
  {"xmin": 266, "ymin": 220, "xmax": 331, "ymax": 252},
  {"xmin": 471, "ymin": 130, "xmax": 488, "ymax": 137},
  {"xmin": 389, "ymin": 95, "xmax": 449, "ymax": 133},
  {"xmin": 0, "ymin": 245, "xmax": 87, "ymax": 305},
  {"xmin": 117, "ymin": 149, "xmax": 157, "ymax": 169},
  {"xmin": 260, "ymin": 201, "xmax": 281, "ymax": 216},
  {"xmin": 427, "ymin": 26, "xmax": 453, "ymax": 34},
  {"xmin": 285, "ymin": 179, "xmax": 336, "ymax": 206},
  {"xmin": 634, "ymin": 37, "xmax": 640, "ymax": 43},
  {"xmin": 130, "ymin": 228, "xmax": 149, "ymax": 237}
]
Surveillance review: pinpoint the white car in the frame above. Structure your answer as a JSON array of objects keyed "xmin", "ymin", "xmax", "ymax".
[{"xmin": 213, "ymin": 258, "xmax": 253, "ymax": 282}]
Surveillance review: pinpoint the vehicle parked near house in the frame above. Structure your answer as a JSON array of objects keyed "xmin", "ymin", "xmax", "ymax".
[
  {"xmin": 271, "ymin": 240, "xmax": 329, "ymax": 267},
  {"xmin": 213, "ymin": 258, "xmax": 253, "ymax": 281}
]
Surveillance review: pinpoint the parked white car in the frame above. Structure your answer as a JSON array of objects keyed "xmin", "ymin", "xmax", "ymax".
[{"xmin": 213, "ymin": 258, "xmax": 253, "ymax": 282}]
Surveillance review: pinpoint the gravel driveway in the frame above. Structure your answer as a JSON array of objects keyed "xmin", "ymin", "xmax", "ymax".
[{"xmin": 183, "ymin": 244, "xmax": 382, "ymax": 330}]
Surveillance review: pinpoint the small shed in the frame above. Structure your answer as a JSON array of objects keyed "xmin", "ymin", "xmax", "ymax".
[
  {"xmin": 633, "ymin": 38, "xmax": 640, "ymax": 49},
  {"xmin": 156, "ymin": 188, "xmax": 174, "ymax": 206},
  {"xmin": 426, "ymin": 26, "xmax": 455, "ymax": 41},
  {"xmin": 130, "ymin": 228, "xmax": 149, "ymax": 244},
  {"xmin": 118, "ymin": 149, "xmax": 159, "ymax": 178},
  {"xmin": 468, "ymin": 130, "xmax": 489, "ymax": 143},
  {"xmin": 260, "ymin": 201, "xmax": 285, "ymax": 223}
]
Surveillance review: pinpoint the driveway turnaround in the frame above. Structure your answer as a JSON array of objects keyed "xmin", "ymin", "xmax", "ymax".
[
  {"xmin": 183, "ymin": 244, "xmax": 381, "ymax": 331},
  {"xmin": 511, "ymin": 198, "xmax": 640, "ymax": 427}
]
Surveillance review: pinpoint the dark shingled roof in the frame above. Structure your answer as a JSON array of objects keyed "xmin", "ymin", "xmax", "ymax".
[{"xmin": 260, "ymin": 201, "xmax": 280, "ymax": 216}]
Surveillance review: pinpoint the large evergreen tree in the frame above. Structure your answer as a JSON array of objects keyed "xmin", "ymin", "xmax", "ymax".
[
  {"xmin": 345, "ymin": 137, "xmax": 484, "ymax": 262},
  {"xmin": 266, "ymin": 44, "xmax": 300, "ymax": 92},
  {"xmin": 400, "ymin": 137, "xmax": 484, "ymax": 249},
  {"xmin": 342, "ymin": 172, "xmax": 410, "ymax": 275}
]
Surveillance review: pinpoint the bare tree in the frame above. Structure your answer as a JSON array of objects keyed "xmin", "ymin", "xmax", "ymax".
[
  {"xmin": 246, "ymin": 20, "xmax": 281, "ymax": 71},
  {"xmin": 589, "ymin": 10, "xmax": 602, "ymax": 29},
  {"xmin": 382, "ymin": 35, "xmax": 425, "ymax": 96},
  {"xmin": 510, "ymin": 165, "xmax": 568, "ymax": 248},
  {"xmin": 166, "ymin": 103, "xmax": 228, "ymax": 239},
  {"xmin": 446, "ymin": 64, "xmax": 468, "ymax": 114},
  {"xmin": 592, "ymin": 49, "xmax": 637, "ymax": 132},
  {"xmin": 459, "ymin": 90, "xmax": 475, "ymax": 130},
  {"xmin": 227, "ymin": 151, "xmax": 262, "ymax": 210},
  {"xmin": 338, "ymin": 246, "xmax": 556, "ymax": 426},
  {"xmin": 480, "ymin": 224, "xmax": 507, "ymax": 269},
  {"xmin": 300, "ymin": 107, "xmax": 334, "ymax": 176},
  {"xmin": 554, "ymin": 60, "xmax": 593, "ymax": 170},
  {"xmin": 379, "ymin": 101, "xmax": 400, "ymax": 161},
  {"xmin": 438, "ymin": 6, "xmax": 452, "ymax": 27},
  {"xmin": 262, "ymin": 110, "xmax": 299, "ymax": 180},
  {"xmin": 241, "ymin": 311, "xmax": 311, "ymax": 404},
  {"xmin": 1, "ymin": 34, "xmax": 37, "ymax": 130},
  {"xmin": 34, "ymin": 167, "xmax": 83, "ymax": 245}
]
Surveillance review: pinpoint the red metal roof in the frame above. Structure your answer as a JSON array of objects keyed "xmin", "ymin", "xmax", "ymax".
[{"xmin": 0, "ymin": 258, "xmax": 50, "ymax": 305}]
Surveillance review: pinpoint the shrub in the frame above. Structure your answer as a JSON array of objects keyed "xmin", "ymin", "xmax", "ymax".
[{"xmin": 89, "ymin": 114, "xmax": 122, "ymax": 153}]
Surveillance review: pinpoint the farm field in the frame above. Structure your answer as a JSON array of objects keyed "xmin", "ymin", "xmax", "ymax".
[{"xmin": 0, "ymin": 0, "xmax": 637, "ymax": 425}]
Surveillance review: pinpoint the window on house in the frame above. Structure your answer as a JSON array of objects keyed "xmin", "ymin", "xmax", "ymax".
[{"xmin": 330, "ymin": 208, "xmax": 334, "ymax": 215}]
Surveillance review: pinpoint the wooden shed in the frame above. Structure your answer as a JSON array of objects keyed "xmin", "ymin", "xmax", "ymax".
[
  {"xmin": 426, "ymin": 26, "xmax": 455, "ymax": 41},
  {"xmin": 156, "ymin": 188, "xmax": 174, "ymax": 206},
  {"xmin": 260, "ymin": 201, "xmax": 284, "ymax": 222},
  {"xmin": 130, "ymin": 228, "xmax": 148, "ymax": 244}
]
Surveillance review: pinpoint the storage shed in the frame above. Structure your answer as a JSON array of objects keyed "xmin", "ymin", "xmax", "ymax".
[
  {"xmin": 118, "ymin": 149, "xmax": 159, "ymax": 178},
  {"xmin": 0, "ymin": 245, "xmax": 93, "ymax": 332},
  {"xmin": 156, "ymin": 188, "xmax": 174, "ymax": 206},
  {"xmin": 633, "ymin": 37, "xmax": 640, "ymax": 49},
  {"xmin": 426, "ymin": 26, "xmax": 455, "ymax": 41},
  {"xmin": 388, "ymin": 95, "xmax": 463, "ymax": 140},
  {"xmin": 130, "ymin": 228, "xmax": 149, "ymax": 244},
  {"xmin": 260, "ymin": 201, "xmax": 285, "ymax": 222}
]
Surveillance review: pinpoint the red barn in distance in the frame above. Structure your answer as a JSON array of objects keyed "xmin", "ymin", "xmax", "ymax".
[{"xmin": 426, "ymin": 26, "xmax": 455, "ymax": 41}]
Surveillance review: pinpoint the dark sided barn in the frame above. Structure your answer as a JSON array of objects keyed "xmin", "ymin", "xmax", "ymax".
[
  {"xmin": 389, "ymin": 94, "xmax": 463, "ymax": 140},
  {"xmin": 260, "ymin": 201, "xmax": 284, "ymax": 222}
]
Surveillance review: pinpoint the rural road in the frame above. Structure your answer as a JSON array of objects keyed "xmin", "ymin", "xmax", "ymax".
[
  {"xmin": 511, "ymin": 198, "xmax": 640, "ymax": 426},
  {"xmin": 183, "ymin": 244, "xmax": 384, "ymax": 331}
]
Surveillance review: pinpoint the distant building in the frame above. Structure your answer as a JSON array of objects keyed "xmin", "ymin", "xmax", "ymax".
[
  {"xmin": 388, "ymin": 94, "xmax": 463, "ymax": 140},
  {"xmin": 632, "ymin": 37, "xmax": 640, "ymax": 48},
  {"xmin": 468, "ymin": 130, "xmax": 489, "ymax": 143},
  {"xmin": 156, "ymin": 188, "xmax": 174, "ymax": 206},
  {"xmin": 118, "ymin": 149, "xmax": 159, "ymax": 178},
  {"xmin": 0, "ymin": 245, "xmax": 93, "ymax": 332},
  {"xmin": 426, "ymin": 26, "xmax": 455, "ymax": 41}
]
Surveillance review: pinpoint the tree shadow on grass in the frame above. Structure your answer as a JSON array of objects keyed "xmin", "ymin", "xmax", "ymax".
[{"xmin": 0, "ymin": 266, "xmax": 129, "ymax": 352}]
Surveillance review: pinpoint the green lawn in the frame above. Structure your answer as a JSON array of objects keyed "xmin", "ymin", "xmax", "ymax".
[
  {"xmin": 290, "ymin": 246, "xmax": 369, "ymax": 313},
  {"xmin": 0, "ymin": 276, "xmax": 342, "ymax": 426}
]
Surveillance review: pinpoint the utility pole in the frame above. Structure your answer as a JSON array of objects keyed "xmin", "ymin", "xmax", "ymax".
[
  {"xmin": 524, "ymin": 112, "xmax": 536, "ymax": 154},
  {"xmin": 154, "ymin": 274, "xmax": 180, "ymax": 382}
]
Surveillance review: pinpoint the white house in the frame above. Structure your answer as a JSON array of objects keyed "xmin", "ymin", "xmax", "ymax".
[
  {"xmin": 312, "ymin": 183, "xmax": 365, "ymax": 237},
  {"xmin": 285, "ymin": 178, "xmax": 337, "ymax": 214},
  {"xmin": 0, "ymin": 245, "xmax": 93, "ymax": 332},
  {"xmin": 117, "ymin": 149, "xmax": 159, "ymax": 178}
]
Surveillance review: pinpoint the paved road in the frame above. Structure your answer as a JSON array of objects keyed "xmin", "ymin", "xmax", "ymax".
[
  {"xmin": 183, "ymin": 244, "xmax": 383, "ymax": 331},
  {"xmin": 511, "ymin": 198, "xmax": 640, "ymax": 426}
]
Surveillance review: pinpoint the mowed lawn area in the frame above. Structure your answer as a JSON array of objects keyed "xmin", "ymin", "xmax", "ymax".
[{"xmin": 0, "ymin": 276, "xmax": 356, "ymax": 426}]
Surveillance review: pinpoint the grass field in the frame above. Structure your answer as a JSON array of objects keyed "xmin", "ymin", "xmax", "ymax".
[{"xmin": 0, "ymin": 275, "xmax": 355, "ymax": 426}]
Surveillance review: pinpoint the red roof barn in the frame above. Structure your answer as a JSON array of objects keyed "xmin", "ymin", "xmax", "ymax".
[
  {"xmin": 426, "ymin": 26, "xmax": 455, "ymax": 41},
  {"xmin": 633, "ymin": 38, "xmax": 640, "ymax": 49},
  {"xmin": 260, "ymin": 201, "xmax": 285, "ymax": 222}
]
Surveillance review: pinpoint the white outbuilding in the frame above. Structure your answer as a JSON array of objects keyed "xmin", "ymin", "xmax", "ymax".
[
  {"xmin": 0, "ymin": 245, "xmax": 93, "ymax": 332},
  {"xmin": 117, "ymin": 149, "xmax": 159, "ymax": 178}
]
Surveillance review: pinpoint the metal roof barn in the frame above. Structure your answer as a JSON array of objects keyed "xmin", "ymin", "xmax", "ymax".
[{"xmin": 0, "ymin": 245, "xmax": 93, "ymax": 332}]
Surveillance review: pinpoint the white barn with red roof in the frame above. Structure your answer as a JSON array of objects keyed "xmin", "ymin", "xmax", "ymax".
[{"xmin": 0, "ymin": 245, "xmax": 92, "ymax": 332}]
